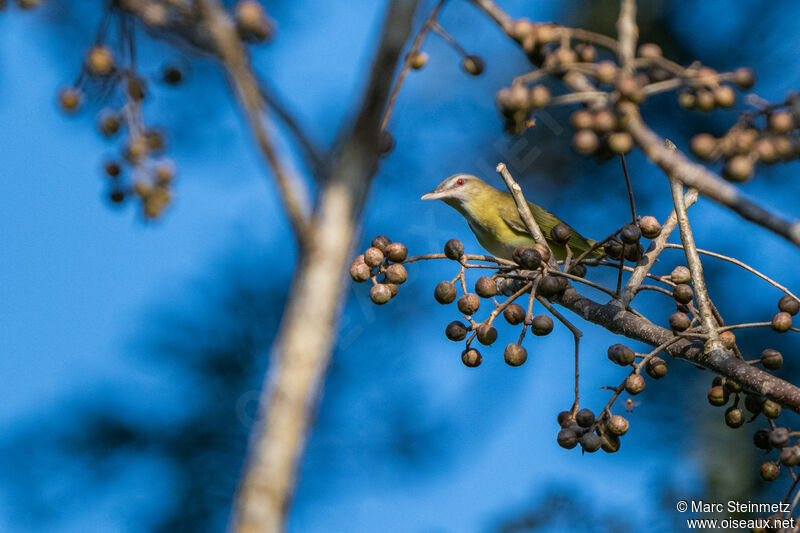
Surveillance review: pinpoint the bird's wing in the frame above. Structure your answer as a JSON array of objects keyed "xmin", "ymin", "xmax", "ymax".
[{"xmin": 497, "ymin": 200, "xmax": 600, "ymax": 258}]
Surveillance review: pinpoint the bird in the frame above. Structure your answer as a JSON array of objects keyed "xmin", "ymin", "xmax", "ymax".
[{"xmin": 421, "ymin": 173, "xmax": 599, "ymax": 261}]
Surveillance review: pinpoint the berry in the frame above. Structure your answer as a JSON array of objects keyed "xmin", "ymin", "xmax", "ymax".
[
  {"xmin": 504, "ymin": 304, "xmax": 526, "ymax": 325},
  {"xmin": 780, "ymin": 446, "xmax": 800, "ymax": 466},
  {"xmin": 603, "ymin": 240, "xmax": 622, "ymax": 260},
  {"xmin": 733, "ymin": 67, "xmax": 755, "ymax": 89},
  {"xmin": 778, "ymin": 295, "xmax": 799, "ymax": 316},
  {"xmin": 608, "ymin": 415, "xmax": 629, "ymax": 436},
  {"xmin": 637, "ymin": 43, "xmax": 662, "ymax": 58},
  {"xmin": 384, "ymin": 242, "xmax": 408, "ymax": 262},
  {"xmin": 760, "ymin": 462, "xmax": 779, "ymax": 482},
  {"xmin": 723, "ymin": 155, "xmax": 754, "ymax": 182},
  {"xmin": 476, "ymin": 324, "xmax": 498, "ymax": 345},
  {"xmin": 384, "ymin": 264, "xmax": 407, "ymax": 285},
  {"xmin": 625, "ymin": 374, "xmax": 645, "ymax": 394},
  {"xmin": 753, "ymin": 428, "xmax": 770, "ymax": 449},
  {"xmin": 557, "ymin": 428, "xmax": 579, "ymax": 449},
  {"xmin": 690, "ymin": 133, "xmax": 716, "ymax": 160},
  {"xmin": 769, "ymin": 427, "xmax": 790, "ymax": 448},
  {"xmin": 369, "ymin": 284, "xmax": 392, "ymax": 305},
  {"xmin": 761, "ymin": 349, "xmax": 783, "ymax": 370},
  {"xmin": 573, "ymin": 130, "xmax": 599, "ymax": 154},
  {"xmin": 713, "ymin": 85, "xmax": 736, "ymax": 108},
  {"xmin": 434, "ymin": 281, "xmax": 457, "ymax": 304},
  {"xmin": 364, "ymin": 247, "xmax": 384, "ymax": 268},
  {"xmin": 350, "ymin": 262, "xmax": 371, "ymax": 282},
  {"xmin": 725, "ymin": 407, "xmax": 744, "ymax": 428},
  {"xmin": 462, "ymin": 55, "xmax": 484, "ymax": 76},
  {"xmin": 538, "ymin": 275, "xmax": 567, "ymax": 298},
  {"xmin": 645, "ymin": 356, "xmax": 667, "ymax": 379},
  {"xmin": 571, "ymin": 109, "xmax": 593, "ymax": 130},
  {"xmin": 461, "ymin": 348, "xmax": 482, "ymax": 368},
  {"xmin": 444, "ymin": 239, "xmax": 464, "ymax": 260},
  {"xmin": 707, "ymin": 385, "xmax": 727, "ymax": 406},
  {"xmin": 58, "ymin": 86, "xmax": 82, "ymax": 113},
  {"xmin": 580, "ymin": 432, "xmax": 602, "ymax": 453},
  {"xmin": 529, "ymin": 85, "xmax": 551, "ymax": 108},
  {"xmin": 575, "ymin": 408, "xmax": 595, "ymax": 428},
  {"xmin": 457, "ymin": 293, "xmax": 481, "ymax": 315},
  {"xmin": 371, "ymin": 235, "xmax": 391, "ymax": 252},
  {"xmin": 531, "ymin": 315, "xmax": 553, "ymax": 336},
  {"xmin": 86, "ymin": 45, "xmax": 115, "ymax": 76},
  {"xmin": 772, "ymin": 312, "xmax": 792, "ymax": 333},
  {"xmin": 514, "ymin": 247, "xmax": 543, "ymax": 270},
  {"xmin": 608, "ymin": 344, "xmax": 635, "ymax": 366},
  {"xmin": 673, "ymin": 284, "xmax": 693, "ymax": 304},
  {"xmin": 762, "ymin": 399, "xmax": 782, "ymax": 419},
  {"xmin": 620, "ymin": 224, "xmax": 641, "ymax": 244},
  {"xmin": 669, "ymin": 312, "xmax": 691, "ymax": 332},
  {"xmin": 608, "ymin": 132, "xmax": 634, "ymax": 155},
  {"xmin": 638, "ymin": 216, "xmax": 661, "ymax": 239},
  {"xmin": 504, "ymin": 343, "xmax": 527, "ymax": 366},
  {"xmin": 594, "ymin": 61, "xmax": 617, "ymax": 85},
  {"xmin": 475, "ymin": 277, "xmax": 498, "ymax": 298},
  {"xmin": 409, "ymin": 52, "xmax": 428, "ymax": 70},
  {"xmin": 670, "ymin": 266, "xmax": 691, "ymax": 284},
  {"xmin": 600, "ymin": 432, "xmax": 621, "ymax": 453},
  {"xmin": 550, "ymin": 223, "xmax": 571, "ymax": 246},
  {"xmin": 445, "ymin": 321, "xmax": 468, "ymax": 341}
]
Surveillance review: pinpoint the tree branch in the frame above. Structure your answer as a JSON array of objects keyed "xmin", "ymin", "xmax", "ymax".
[
  {"xmin": 231, "ymin": 2, "xmax": 421, "ymax": 531},
  {"xmin": 196, "ymin": 0, "xmax": 313, "ymax": 246}
]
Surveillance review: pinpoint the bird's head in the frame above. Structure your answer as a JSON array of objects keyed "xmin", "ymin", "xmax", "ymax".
[{"xmin": 420, "ymin": 174, "xmax": 487, "ymax": 208}]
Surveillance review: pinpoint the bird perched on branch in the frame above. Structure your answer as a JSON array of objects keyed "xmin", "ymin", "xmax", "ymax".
[{"xmin": 421, "ymin": 174, "xmax": 599, "ymax": 261}]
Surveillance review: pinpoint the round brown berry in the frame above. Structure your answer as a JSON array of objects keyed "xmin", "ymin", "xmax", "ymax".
[
  {"xmin": 760, "ymin": 462, "xmax": 779, "ymax": 481},
  {"xmin": 444, "ymin": 239, "xmax": 464, "ymax": 260},
  {"xmin": 370, "ymin": 284, "xmax": 392, "ymax": 305},
  {"xmin": 778, "ymin": 295, "xmax": 799, "ymax": 316},
  {"xmin": 531, "ymin": 314, "xmax": 553, "ymax": 336},
  {"xmin": 769, "ymin": 427, "xmax": 790, "ymax": 448},
  {"xmin": 638, "ymin": 216, "xmax": 661, "ymax": 239},
  {"xmin": 608, "ymin": 344, "xmax": 635, "ymax": 366},
  {"xmin": 557, "ymin": 428, "xmax": 579, "ymax": 449},
  {"xmin": 690, "ymin": 133, "xmax": 716, "ymax": 160},
  {"xmin": 550, "ymin": 223, "xmax": 571, "ymax": 246},
  {"xmin": 504, "ymin": 343, "xmax": 527, "ymax": 366},
  {"xmin": 673, "ymin": 284, "xmax": 693, "ymax": 304},
  {"xmin": 761, "ymin": 349, "xmax": 783, "ymax": 370},
  {"xmin": 457, "ymin": 293, "xmax": 481, "ymax": 315},
  {"xmin": 475, "ymin": 277, "xmax": 497, "ymax": 298},
  {"xmin": 573, "ymin": 130, "xmax": 599, "ymax": 154},
  {"xmin": 620, "ymin": 224, "xmax": 641, "ymax": 245},
  {"xmin": 476, "ymin": 324, "xmax": 498, "ymax": 345},
  {"xmin": 608, "ymin": 132, "xmax": 634, "ymax": 154},
  {"xmin": 504, "ymin": 304, "xmax": 526, "ymax": 325},
  {"xmin": 625, "ymin": 374, "xmax": 645, "ymax": 394},
  {"xmin": 445, "ymin": 321, "xmax": 468, "ymax": 341},
  {"xmin": 723, "ymin": 155, "xmax": 754, "ymax": 182},
  {"xmin": 575, "ymin": 408, "xmax": 595, "ymax": 428},
  {"xmin": 434, "ymin": 281, "xmax": 457, "ymax": 304},
  {"xmin": 772, "ymin": 312, "xmax": 792, "ymax": 333},
  {"xmin": 669, "ymin": 312, "xmax": 691, "ymax": 332},
  {"xmin": 384, "ymin": 264, "xmax": 407, "ymax": 285},
  {"xmin": 733, "ymin": 67, "xmax": 755, "ymax": 89},
  {"xmin": 608, "ymin": 415, "xmax": 629, "ymax": 436},
  {"xmin": 603, "ymin": 240, "xmax": 622, "ymax": 260},
  {"xmin": 371, "ymin": 235, "xmax": 391, "ymax": 252},
  {"xmin": 364, "ymin": 247, "xmax": 384, "ymax": 268},
  {"xmin": 707, "ymin": 385, "xmax": 728, "ymax": 406},
  {"xmin": 384, "ymin": 242, "xmax": 408, "ymax": 263},
  {"xmin": 580, "ymin": 432, "xmax": 602, "ymax": 453},
  {"xmin": 571, "ymin": 109, "xmax": 593, "ymax": 130},
  {"xmin": 86, "ymin": 45, "xmax": 115, "ymax": 76},
  {"xmin": 762, "ymin": 399, "xmax": 782, "ymax": 419},
  {"xmin": 670, "ymin": 266, "xmax": 691, "ymax": 284},
  {"xmin": 725, "ymin": 407, "xmax": 744, "ymax": 428},
  {"xmin": 461, "ymin": 348, "xmax": 482, "ymax": 368},
  {"xmin": 462, "ymin": 55, "xmax": 484, "ymax": 76},
  {"xmin": 350, "ymin": 262, "xmax": 371, "ymax": 282},
  {"xmin": 645, "ymin": 356, "xmax": 667, "ymax": 379}
]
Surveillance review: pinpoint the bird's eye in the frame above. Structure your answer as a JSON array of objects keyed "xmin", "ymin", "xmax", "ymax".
[{"xmin": 456, "ymin": 178, "xmax": 464, "ymax": 186}]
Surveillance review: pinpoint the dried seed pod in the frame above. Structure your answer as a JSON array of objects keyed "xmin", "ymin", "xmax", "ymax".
[
  {"xmin": 384, "ymin": 242, "xmax": 408, "ymax": 263},
  {"xmin": 369, "ymin": 284, "xmax": 392, "ymax": 305},
  {"xmin": 707, "ymin": 385, "xmax": 728, "ymax": 406},
  {"xmin": 673, "ymin": 283, "xmax": 693, "ymax": 304},
  {"xmin": 575, "ymin": 408, "xmax": 595, "ymax": 428},
  {"xmin": 623, "ymin": 242, "xmax": 643, "ymax": 262},
  {"xmin": 637, "ymin": 43, "xmax": 662, "ymax": 58},
  {"xmin": 503, "ymin": 303, "xmax": 526, "ymax": 325},
  {"xmin": 713, "ymin": 85, "xmax": 736, "ymax": 108},
  {"xmin": 475, "ymin": 277, "xmax": 498, "ymax": 298},
  {"xmin": 461, "ymin": 55, "xmax": 484, "ymax": 76},
  {"xmin": 753, "ymin": 428, "xmax": 770, "ymax": 449},
  {"xmin": 768, "ymin": 111, "xmax": 794, "ymax": 133},
  {"xmin": 538, "ymin": 275, "xmax": 566, "ymax": 298},
  {"xmin": 573, "ymin": 130, "xmax": 599, "ymax": 154},
  {"xmin": 557, "ymin": 427, "xmax": 579, "ymax": 449},
  {"xmin": 514, "ymin": 247, "xmax": 542, "ymax": 270},
  {"xmin": 719, "ymin": 330, "xmax": 736, "ymax": 349},
  {"xmin": 619, "ymin": 224, "xmax": 641, "ymax": 244},
  {"xmin": 733, "ymin": 67, "xmax": 755, "ymax": 89},
  {"xmin": 580, "ymin": 432, "xmax": 602, "ymax": 453},
  {"xmin": 594, "ymin": 60, "xmax": 617, "ymax": 85},
  {"xmin": 608, "ymin": 132, "xmax": 633, "ymax": 154},
  {"xmin": 778, "ymin": 295, "xmax": 800, "ymax": 316},
  {"xmin": 625, "ymin": 374, "xmax": 645, "ymax": 394},
  {"xmin": 638, "ymin": 216, "xmax": 661, "ymax": 239},
  {"xmin": 350, "ymin": 262, "xmax": 371, "ymax": 282},
  {"xmin": 445, "ymin": 321, "xmax": 468, "ymax": 341},
  {"xmin": 444, "ymin": 239, "xmax": 464, "ymax": 260},
  {"xmin": 769, "ymin": 427, "xmax": 790, "ymax": 448},
  {"xmin": 669, "ymin": 312, "xmax": 691, "ymax": 332},
  {"xmin": 771, "ymin": 312, "xmax": 793, "ymax": 333},
  {"xmin": 645, "ymin": 356, "xmax": 667, "ymax": 379},
  {"xmin": 529, "ymin": 85, "xmax": 551, "ymax": 108},
  {"xmin": 780, "ymin": 446, "xmax": 800, "ymax": 466},
  {"xmin": 689, "ymin": 133, "xmax": 716, "ymax": 160},
  {"xmin": 608, "ymin": 344, "xmax": 635, "ymax": 366},
  {"xmin": 670, "ymin": 266, "xmax": 691, "ymax": 284},
  {"xmin": 761, "ymin": 349, "xmax": 783, "ymax": 370},
  {"xmin": 760, "ymin": 462, "xmax": 780, "ymax": 482},
  {"xmin": 504, "ymin": 343, "xmax": 527, "ymax": 366},
  {"xmin": 570, "ymin": 109, "xmax": 593, "ymax": 130},
  {"xmin": 608, "ymin": 415, "xmax": 629, "ymax": 436},
  {"xmin": 531, "ymin": 314, "xmax": 553, "ymax": 336},
  {"xmin": 384, "ymin": 263, "xmax": 407, "ymax": 285},
  {"xmin": 364, "ymin": 247, "xmax": 384, "ymax": 268},
  {"xmin": 724, "ymin": 407, "xmax": 744, "ymax": 428},
  {"xmin": 434, "ymin": 281, "xmax": 457, "ymax": 304},
  {"xmin": 763, "ymin": 399, "xmax": 782, "ymax": 419},
  {"xmin": 600, "ymin": 432, "xmax": 621, "ymax": 453},
  {"xmin": 723, "ymin": 155, "xmax": 754, "ymax": 182},
  {"xmin": 603, "ymin": 240, "xmax": 622, "ymax": 260},
  {"xmin": 550, "ymin": 223, "xmax": 571, "ymax": 245},
  {"xmin": 461, "ymin": 348, "xmax": 482, "ymax": 368},
  {"xmin": 409, "ymin": 52, "xmax": 428, "ymax": 70},
  {"xmin": 457, "ymin": 293, "xmax": 481, "ymax": 315},
  {"xmin": 371, "ymin": 235, "xmax": 391, "ymax": 252},
  {"xmin": 58, "ymin": 86, "xmax": 82, "ymax": 113},
  {"xmin": 86, "ymin": 45, "xmax": 115, "ymax": 76}
]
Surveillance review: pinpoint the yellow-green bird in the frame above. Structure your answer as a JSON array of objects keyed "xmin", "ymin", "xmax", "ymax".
[{"xmin": 421, "ymin": 174, "xmax": 599, "ymax": 261}]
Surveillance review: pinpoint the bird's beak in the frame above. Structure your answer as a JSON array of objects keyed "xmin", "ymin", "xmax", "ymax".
[{"xmin": 421, "ymin": 189, "xmax": 446, "ymax": 201}]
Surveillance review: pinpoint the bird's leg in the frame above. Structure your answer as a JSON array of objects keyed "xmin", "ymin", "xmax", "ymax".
[{"xmin": 537, "ymin": 296, "xmax": 584, "ymax": 415}]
